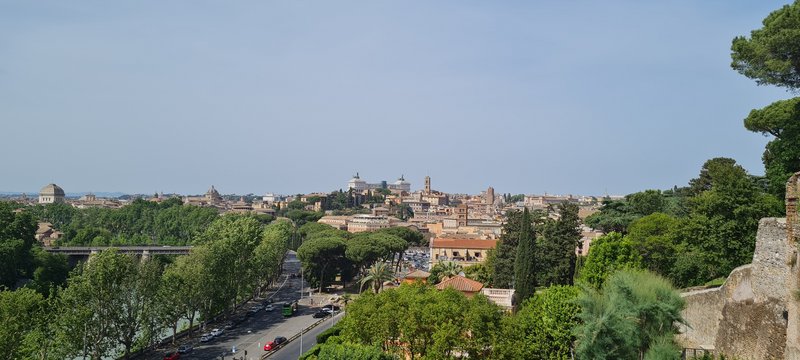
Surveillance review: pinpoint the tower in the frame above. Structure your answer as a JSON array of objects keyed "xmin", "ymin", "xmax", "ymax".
[
  {"xmin": 456, "ymin": 204, "xmax": 468, "ymax": 227},
  {"xmin": 486, "ymin": 186, "xmax": 495, "ymax": 205},
  {"xmin": 424, "ymin": 176, "xmax": 431, "ymax": 194}
]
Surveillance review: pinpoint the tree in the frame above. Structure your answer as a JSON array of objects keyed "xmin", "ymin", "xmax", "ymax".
[
  {"xmin": 574, "ymin": 270, "xmax": 685, "ymax": 360},
  {"xmin": 116, "ymin": 259, "xmax": 163, "ymax": 358},
  {"xmin": 0, "ymin": 202, "xmax": 37, "ymax": 289},
  {"xmin": 514, "ymin": 208, "xmax": 537, "ymax": 303},
  {"xmin": 429, "ymin": 261, "xmax": 463, "ymax": 284},
  {"xmin": 578, "ymin": 233, "xmax": 641, "ymax": 288},
  {"xmin": 338, "ymin": 283, "xmax": 502, "ymax": 359},
  {"xmin": 297, "ymin": 236, "xmax": 348, "ymax": 292},
  {"xmin": 495, "ymin": 286, "xmax": 580, "ymax": 360},
  {"xmin": 625, "ymin": 213, "xmax": 680, "ymax": 277},
  {"xmin": 59, "ymin": 249, "xmax": 139, "ymax": 360},
  {"xmin": 463, "ymin": 263, "xmax": 491, "ymax": 284},
  {"xmin": 741, "ymin": 98, "xmax": 800, "ymax": 198},
  {"xmin": 490, "ymin": 210, "xmax": 523, "ymax": 288},
  {"xmin": 315, "ymin": 342, "xmax": 396, "ymax": 360},
  {"xmin": 537, "ymin": 202, "xmax": 581, "ymax": 287},
  {"xmin": 0, "ymin": 287, "xmax": 47, "ymax": 359},
  {"xmin": 731, "ymin": 1, "xmax": 800, "ymax": 90},
  {"xmin": 360, "ymin": 262, "xmax": 394, "ymax": 293}
]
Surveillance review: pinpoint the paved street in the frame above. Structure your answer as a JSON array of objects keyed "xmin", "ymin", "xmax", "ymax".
[{"xmin": 144, "ymin": 251, "xmax": 337, "ymax": 360}]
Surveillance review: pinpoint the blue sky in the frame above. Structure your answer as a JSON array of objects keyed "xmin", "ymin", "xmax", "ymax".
[{"xmin": 0, "ymin": 1, "xmax": 793, "ymax": 196}]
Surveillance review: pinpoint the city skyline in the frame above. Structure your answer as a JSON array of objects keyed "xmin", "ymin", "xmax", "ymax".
[{"xmin": 1, "ymin": 1, "xmax": 792, "ymax": 195}]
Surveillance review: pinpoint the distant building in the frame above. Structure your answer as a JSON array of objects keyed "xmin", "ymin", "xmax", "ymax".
[
  {"xmin": 485, "ymin": 186, "xmax": 495, "ymax": 205},
  {"xmin": 39, "ymin": 183, "xmax": 65, "ymax": 204},
  {"xmin": 347, "ymin": 173, "xmax": 411, "ymax": 192},
  {"xmin": 205, "ymin": 185, "xmax": 222, "ymax": 203},
  {"xmin": 403, "ymin": 269, "xmax": 431, "ymax": 284},
  {"xmin": 456, "ymin": 204, "xmax": 469, "ymax": 227},
  {"xmin": 481, "ymin": 288, "xmax": 515, "ymax": 310},
  {"xmin": 347, "ymin": 214, "xmax": 393, "ymax": 233},
  {"xmin": 430, "ymin": 238, "xmax": 497, "ymax": 266},
  {"xmin": 435, "ymin": 275, "xmax": 484, "ymax": 297}
]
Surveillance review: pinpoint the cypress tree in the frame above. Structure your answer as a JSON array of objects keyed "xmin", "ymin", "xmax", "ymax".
[{"xmin": 514, "ymin": 208, "xmax": 537, "ymax": 303}]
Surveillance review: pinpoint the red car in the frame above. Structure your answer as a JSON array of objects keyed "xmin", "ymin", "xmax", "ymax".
[
  {"xmin": 163, "ymin": 352, "xmax": 180, "ymax": 360},
  {"xmin": 264, "ymin": 336, "xmax": 288, "ymax": 351}
]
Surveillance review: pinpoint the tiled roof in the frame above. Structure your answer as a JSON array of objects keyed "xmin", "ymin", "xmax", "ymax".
[
  {"xmin": 430, "ymin": 238, "xmax": 498, "ymax": 249},
  {"xmin": 436, "ymin": 275, "xmax": 484, "ymax": 292},
  {"xmin": 404, "ymin": 269, "xmax": 431, "ymax": 279}
]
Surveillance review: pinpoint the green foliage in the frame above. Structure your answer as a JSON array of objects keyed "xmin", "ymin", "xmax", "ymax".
[
  {"xmin": 338, "ymin": 283, "xmax": 502, "ymax": 359},
  {"xmin": 574, "ymin": 270, "xmax": 685, "ymax": 360},
  {"xmin": 495, "ymin": 285, "xmax": 580, "ymax": 360},
  {"xmin": 298, "ymin": 235, "xmax": 348, "ymax": 292},
  {"xmin": 0, "ymin": 202, "xmax": 37, "ymax": 289},
  {"xmin": 731, "ymin": 1, "xmax": 800, "ymax": 90},
  {"xmin": 31, "ymin": 199, "xmax": 220, "ymax": 246},
  {"xmin": 578, "ymin": 233, "xmax": 642, "ymax": 289},
  {"xmin": 514, "ymin": 208, "xmax": 537, "ymax": 303},
  {"xmin": 742, "ymin": 98, "xmax": 800, "ymax": 198},
  {"xmin": 537, "ymin": 202, "xmax": 581, "ymax": 287},
  {"xmin": 316, "ymin": 342, "xmax": 397, "ymax": 359},
  {"xmin": 585, "ymin": 190, "xmax": 668, "ymax": 234},
  {"xmin": 463, "ymin": 263, "xmax": 491, "ymax": 284},
  {"xmin": 0, "ymin": 287, "xmax": 47, "ymax": 359},
  {"xmin": 360, "ymin": 262, "xmax": 395, "ymax": 293},
  {"xmin": 429, "ymin": 261, "xmax": 463, "ymax": 284},
  {"xmin": 625, "ymin": 213, "xmax": 679, "ymax": 277}
]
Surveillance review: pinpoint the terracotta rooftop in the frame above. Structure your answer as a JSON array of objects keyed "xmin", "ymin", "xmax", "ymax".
[
  {"xmin": 404, "ymin": 269, "xmax": 431, "ymax": 279},
  {"xmin": 436, "ymin": 275, "xmax": 484, "ymax": 292},
  {"xmin": 430, "ymin": 238, "xmax": 498, "ymax": 249}
]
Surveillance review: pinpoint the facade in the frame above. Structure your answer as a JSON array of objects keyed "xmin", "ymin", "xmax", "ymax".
[
  {"xmin": 430, "ymin": 238, "xmax": 497, "ymax": 266},
  {"xmin": 486, "ymin": 186, "xmax": 495, "ymax": 205},
  {"xmin": 346, "ymin": 214, "xmax": 392, "ymax": 233},
  {"xmin": 456, "ymin": 204, "xmax": 469, "ymax": 227},
  {"xmin": 347, "ymin": 173, "xmax": 411, "ymax": 192},
  {"xmin": 39, "ymin": 183, "xmax": 65, "ymax": 204}
]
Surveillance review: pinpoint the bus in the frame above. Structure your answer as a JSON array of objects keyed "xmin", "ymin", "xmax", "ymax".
[{"xmin": 282, "ymin": 301, "xmax": 298, "ymax": 317}]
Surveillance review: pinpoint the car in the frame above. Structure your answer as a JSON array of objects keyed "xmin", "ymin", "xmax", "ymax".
[
  {"xmin": 264, "ymin": 304, "xmax": 274, "ymax": 312},
  {"xmin": 163, "ymin": 352, "xmax": 180, "ymax": 360},
  {"xmin": 210, "ymin": 328, "xmax": 223, "ymax": 337},
  {"xmin": 264, "ymin": 336, "xmax": 288, "ymax": 351},
  {"xmin": 248, "ymin": 306, "xmax": 260, "ymax": 315},
  {"xmin": 237, "ymin": 314, "xmax": 248, "ymax": 323},
  {"xmin": 313, "ymin": 310, "xmax": 329, "ymax": 318},
  {"xmin": 223, "ymin": 321, "xmax": 235, "ymax": 330},
  {"xmin": 177, "ymin": 345, "xmax": 193, "ymax": 354},
  {"xmin": 200, "ymin": 333, "xmax": 213, "ymax": 342},
  {"xmin": 322, "ymin": 304, "xmax": 341, "ymax": 312}
]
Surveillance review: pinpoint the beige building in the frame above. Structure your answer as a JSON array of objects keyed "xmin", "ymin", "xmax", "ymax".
[
  {"xmin": 39, "ymin": 183, "xmax": 65, "ymax": 204},
  {"xmin": 347, "ymin": 214, "xmax": 393, "ymax": 233},
  {"xmin": 430, "ymin": 238, "xmax": 497, "ymax": 266}
]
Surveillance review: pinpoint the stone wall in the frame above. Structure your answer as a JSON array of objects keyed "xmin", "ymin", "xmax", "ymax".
[{"xmin": 677, "ymin": 218, "xmax": 797, "ymax": 360}]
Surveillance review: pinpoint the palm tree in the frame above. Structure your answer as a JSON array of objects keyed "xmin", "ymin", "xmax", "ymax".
[
  {"xmin": 360, "ymin": 262, "xmax": 395, "ymax": 293},
  {"xmin": 432, "ymin": 261, "xmax": 463, "ymax": 283}
]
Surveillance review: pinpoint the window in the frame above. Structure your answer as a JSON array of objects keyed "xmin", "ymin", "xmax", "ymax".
[
  {"xmin": 452, "ymin": 251, "xmax": 460, "ymax": 257},
  {"xmin": 474, "ymin": 252, "xmax": 481, "ymax": 257}
]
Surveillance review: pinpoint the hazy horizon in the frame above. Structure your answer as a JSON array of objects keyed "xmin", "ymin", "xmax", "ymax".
[{"xmin": 1, "ymin": 1, "xmax": 793, "ymax": 196}]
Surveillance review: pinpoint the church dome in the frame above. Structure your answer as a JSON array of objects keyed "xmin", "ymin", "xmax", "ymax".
[{"xmin": 40, "ymin": 183, "xmax": 65, "ymax": 197}]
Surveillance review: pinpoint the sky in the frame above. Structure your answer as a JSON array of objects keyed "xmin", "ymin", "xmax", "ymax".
[{"xmin": 0, "ymin": 1, "xmax": 795, "ymax": 196}]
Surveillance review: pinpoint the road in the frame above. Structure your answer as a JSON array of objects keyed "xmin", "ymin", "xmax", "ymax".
[
  {"xmin": 144, "ymin": 251, "xmax": 337, "ymax": 360},
  {"xmin": 268, "ymin": 312, "xmax": 344, "ymax": 360}
]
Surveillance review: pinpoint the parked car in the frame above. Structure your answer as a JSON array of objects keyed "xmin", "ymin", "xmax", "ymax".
[
  {"xmin": 210, "ymin": 328, "xmax": 223, "ymax": 337},
  {"xmin": 313, "ymin": 310, "xmax": 329, "ymax": 318},
  {"xmin": 163, "ymin": 352, "xmax": 180, "ymax": 360},
  {"xmin": 264, "ymin": 304, "xmax": 274, "ymax": 312},
  {"xmin": 248, "ymin": 306, "xmax": 260, "ymax": 315},
  {"xmin": 223, "ymin": 321, "xmax": 235, "ymax": 330},
  {"xmin": 177, "ymin": 345, "xmax": 193, "ymax": 354},
  {"xmin": 264, "ymin": 336, "xmax": 288, "ymax": 351},
  {"xmin": 200, "ymin": 334, "xmax": 213, "ymax": 342}
]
